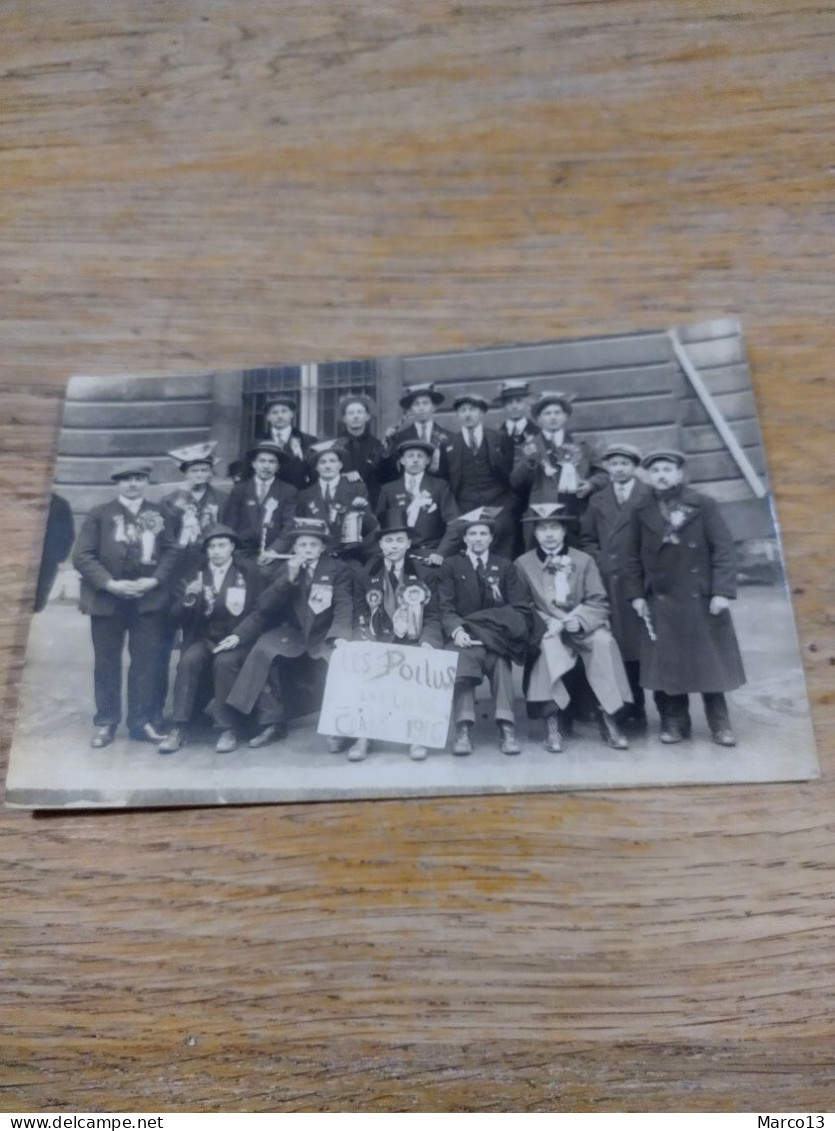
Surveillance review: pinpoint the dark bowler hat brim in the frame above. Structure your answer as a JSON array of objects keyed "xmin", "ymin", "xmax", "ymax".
[
  {"xmin": 263, "ymin": 395, "xmax": 298, "ymax": 413},
  {"xmin": 201, "ymin": 523, "xmax": 240, "ymax": 546},
  {"xmin": 452, "ymin": 394, "xmax": 490, "ymax": 412},
  {"xmin": 490, "ymin": 379, "xmax": 532, "ymax": 407},
  {"xmin": 521, "ymin": 503, "xmax": 579, "ymax": 524},
  {"xmin": 111, "ymin": 461, "xmax": 154, "ymax": 481},
  {"xmin": 601, "ymin": 442, "xmax": 643, "ymax": 465},
  {"xmin": 399, "ymin": 383, "xmax": 445, "ymax": 410},
  {"xmin": 247, "ymin": 441, "xmax": 285, "ymax": 461},
  {"xmin": 397, "ymin": 438, "xmax": 434, "ymax": 458},
  {"xmin": 276, "ymin": 518, "xmax": 335, "ymax": 552},
  {"xmin": 376, "ymin": 508, "xmax": 413, "ymax": 537},
  {"xmin": 642, "ymin": 449, "xmax": 686, "ymax": 469},
  {"xmin": 531, "ymin": 392, "xmax": 574, "ymax": 418}
]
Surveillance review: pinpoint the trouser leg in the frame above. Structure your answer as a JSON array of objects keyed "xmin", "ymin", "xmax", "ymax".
[
  {"xmin": 126, "ymin": 610, "xmax": 167, "ymax": 732},
  {"xmin": 624, "ymin": 661, "xmax": 645, "ymax": 713},
  {"xmin": 254, "ymin": 660, "xmax": 288, "ymax": 727},
  {"xmin": 488, "ymin": 655, "xmax": 516, "ymax": 724},
  {"xmin": 453, "ymin": 681, "xmax": 477, "ymax": 725},
  {"xmin": 656, "ymin": 691, "xmax": 691, "ymax": 732},
  {"xmin": 90, "ymin": 613, "xmax": 126, "ymax": 727},
  {"xmin": 703, "ymin": 691, "xmax": 730, "ymax": 732},
  {"xmin": 212, "ymin": 649, "xmax": 247, "ymax": 729},
  {"xmin": 170, "ymin": 641, "xmax": 212, "ymax": 725}
]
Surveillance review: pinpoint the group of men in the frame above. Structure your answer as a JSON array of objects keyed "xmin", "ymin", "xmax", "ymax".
[{"xmin": 71, "ymin": 378, "xmax": 746, "ymax": 761}]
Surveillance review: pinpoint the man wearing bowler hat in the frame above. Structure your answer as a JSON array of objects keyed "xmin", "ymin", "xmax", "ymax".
[
  {"xmin": 158, "ymin": 524, "xmax": 263, "ymax": 755},
  {"xmin": 261, "ymin": 393, "xmax": 318, "ymax": 490},
  {"xmin": 374, "ymin": 438, "xmax": 459, "ymax": 565},
  {"xmin": 622, "ymin": 449, "xmax": 746, "ymax": 746},
  {"xmin": 222, "ymin": 440, "xmax": 298, "ymax": 562},
  {"xmin": 579, "ymin": 441, "xmax": 653, "ymax": 725},
  {"xmin": 72, "ymin": 461, "xmax": 179, "ymax": 747},
  {"xmin": 382, "ymin": 382, "xmax": 453, "ymax": 483},
  {"xmin": 336, "ymin": 393, "xmax": 387, "ymax": 508}
]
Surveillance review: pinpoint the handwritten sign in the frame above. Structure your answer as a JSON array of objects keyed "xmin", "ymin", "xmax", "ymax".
[{"xmin": 318, "ymin": 641, "xmax": 458, "ymax": 749}]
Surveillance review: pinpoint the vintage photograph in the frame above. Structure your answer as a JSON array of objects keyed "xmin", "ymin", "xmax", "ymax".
[{"xmin": 5, "ymin": 317, "xmax": 819, "ymax": 809}]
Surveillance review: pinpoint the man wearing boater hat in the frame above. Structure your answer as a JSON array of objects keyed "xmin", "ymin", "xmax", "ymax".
[
  {"xmin": 158, "ymin": 524, "xmax": 263, "ymax": 755},
  {"xmin": 222, "ymin": 440, "xmax": 298, "ymax": 562},
  {"xmin": 351, "ymin": 508, "xmax": 444, "ymax": 762},
  {"xmin": 622, "ymin": 449, "xmax": 745, "ymax": 746},
  {"xmin": 72, "ymin": 461, "xmax": 179, "ymax": 747},
  {"xmin": 382, "ymin": 382, "xmax": 452, "ymax": 483},
  {"xmin": 261, "ymin": 393, "xmax": 318, "ymax": 490},
  {"xmin": 374, "ymin": 438, "xmax": 459, "ymax": 566},
  {"xmin": 579, "ymin": 442, "xmax": 653, "ymax": 726},
  {"xmin": 515, "ymin": 503, "xmax": 631, "ymax": 753},
  {"xmin": 223, "ymin": 518, "xmax": 354, "ymax": 750}
]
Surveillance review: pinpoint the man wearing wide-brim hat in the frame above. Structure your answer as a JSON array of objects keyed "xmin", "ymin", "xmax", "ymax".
[
  {"xmin": 374, "ymin": 437, "xmax": 460, "ymax": 565},
  {"xmin": 382, "ymin": 382, "xmax": 452, "ymax": 483},
  {"xmin": 579, "ymin": 441, "xmax": 653, "ymax": 726},
  {"xmin": 223, "ymin": 517, "xmax": 355, "ymax": 751},
  {"xmin": 510, "ymin": 390, "xmax": 607, "ymax": 525},
  {"xmin": 72, "ymin": 461, "xmax": 179, "ymax": 747},
  {"xmin": 621, "ymin": 450, "xmax": 746, "ymax": 746},
  {"xmin": 158, "ymin": 524, "xmax": 264, "ymax": 755},
  {"xmin": 260, "ymin": 393, "xmax": 319, "ymax": 490},
  {"xmin": 514, "ymin": 503, "xmax": 630, "ymax": 753},
  {"xmin": 336, "ymin": 393, "xmax": 387, "ymax": 508},
  {"xmin": 221, "ymin": 440, "xmax": 298, "ymax": 562},
  {"xmin": 491, "ymin": 379, "xmax": 541, "ymax": 449}
]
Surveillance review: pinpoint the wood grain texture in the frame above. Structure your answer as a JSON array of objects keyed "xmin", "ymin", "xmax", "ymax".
[{"xmin": 2, "ymin": 0, "xmax": 834, "ymax": 1112}]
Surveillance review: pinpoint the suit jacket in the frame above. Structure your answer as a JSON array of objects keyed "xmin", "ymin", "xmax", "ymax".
[
  {"xmin": 382, "ymin": 421, "xmax": 453, "ymax": 482},
  {"xmin": 437, "ymin": 551, "xmax": 528, "ymax": 640},
  {"xmin": 295, "ymin": 476, "xmax": 380, "ymax": 561},
  {"xmin": 510, "ymin": 429, "xmax": 607, "ymax": 506},
  {"xmin": 263, "ymin": 425, "xmax": 319, "ymax": 490},
  {"xmin": 337, "ymin": 428, "xmax": 387, "ymax": 508},
  {"xmin": 162, "ymin": 484, "xmax": 228, "ymax": 546},
  {"xmin": 235, "ymin": 556, "xmax": 354, "ymax": 658},
  {"xmin": 444, "ymin": 427, "xmax": 513, "ymax": 506},
  {"xmin": 500, "ymin": 418, "xmax": 540, "ymax": 458},
  {"xmin": 358, "ymin": 553, "xmax": 444, "ymax": 648},
  {"xmin": 374, "ymin": 474, "xmax": 459, "ymax": 557},
  {"xmin": 222, "ymin": 477, "xmax": 298, "ymax": 557},
  {"xmin": 579, "ymin": 480, "xmax": 653, "ymax": 582},
  {"xmin": 173, "ymin": 555, "xmax": 263, "ymax": 649},
  {"xmin": 73, "ymin": 498, "xmax": 180, "ymax": 617}
]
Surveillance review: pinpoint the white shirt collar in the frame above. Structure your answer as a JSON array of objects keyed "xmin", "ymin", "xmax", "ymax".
[
  {"xmin": 467, "ymin": 550, "xmax": 487, "ymax": 570},
  {"xmin": 543, "ymin": 428, "xmax": 565, "ymax": 445},
  {"xmin": 209, "ymin": 560, "xmax": 233, "ymax": 586},
  {"xmin": 615, "ymin": 479, "xmax": 635, "ymax": 500},
  {"xmin": 254, "ymin": 476, "xmax": 275, "ymax": 496},
  {"xmin": 272, "ymin": 425, "xmax": 292, "ymax": 443},
  {"xmin": 405, "ymin": 472, "xmax": 424, "ymax": 492},
  {"xmin": 119, "ymin": 495, "xmax": 144, "ymax": 515},
  {"xmin": 321, "ymin": 474, "xmax": 341, "ymax": 495}
]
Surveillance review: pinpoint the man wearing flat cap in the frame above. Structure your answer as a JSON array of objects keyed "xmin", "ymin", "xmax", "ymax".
[
  {"xmin": 336, "ymin": 393, "xmax": 387, "ymax": 508},
  {"xmin": 260, "ymin": 394, "xmax": 318, "ymax": 490},
  {"xmin": 444, "ymin": 392, "xmax": 516, "ymax": 560},
  {"xmin": 72, "ymin": 461, "xmax": 180, "ymax": 747},
  {"xmin": 579, "ymin": 442, "xmax": 653, "ymax": 725},
  {"xmin": 382, "ymin": 383, "xmax": 452, "ymax": 483},
  {"xmin": 158, "ymin": 525, "xmax": 263, "ymax": 755},
  {"xmin": 374, "ymin": 438, "xmax": 459, "ymax": 566},
  {"xmin": 222, "ymin": 440, "xmax": 298, "ymax": 563},
  {"xmin": 622, "ymin": 450, "xmax": 746, "ymax": 746}
]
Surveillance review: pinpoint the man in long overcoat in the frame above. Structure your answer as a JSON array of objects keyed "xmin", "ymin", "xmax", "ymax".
[
  {"xmin": 72, "ymin": 461, "xmax": 180, "ymax": 746},
  {"xmin": 621, "ymin": 449, "xmax": 745, "ymax": 745}
]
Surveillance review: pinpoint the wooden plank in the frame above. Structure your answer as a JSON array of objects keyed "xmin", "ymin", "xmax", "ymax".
[
  {"xmin": 62, "ymin": 400, "xmax": 213, "ymax": 429},
  {"xmin": 433, "ymin": 362, "xmax": 680, "ymax": 407},
  {"xmin": 59, "ymin": 483, "xmax": 188, "ymax": 515},
  {"xmin": 59, "ymin": 427, "xmax": 211, "ymax": 458},
  {"xmin": 684, "ymin": 363, "xmax": 755, "ymax": 397},
  {"xmin": 66, "ymin": 374, "xmax": 214, "ymax": 402},
  {"xmin": 55, "ymin": 455, "xmax": 184, "ymax": 485},
  {"xmin": 682, "ymin": 391, "xmax": 757, "ymax": 426},
  {"xmin": 685, "ymin": 446, "xmax": 768, "ymax": 483},
  {"xmin": 692, "ymin": 478, "xmax": 764, "ymax": 504},
  {"xmin": 684, "ymin": 418, "xmax": 764, "ymax": 454}
]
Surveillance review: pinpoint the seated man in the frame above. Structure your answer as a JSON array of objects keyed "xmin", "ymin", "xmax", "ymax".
[
  {"xmin": 374, "ymin": 439, "xmax": 459, "ymax": 566},
  {"xmin": 514, "ymin": 503, "xmax": 631, "ymax": 753},
  {"xmin": 352, "ymin": 508, "xmax": 444, "ymax": 763},
  {"xmin": 437, "ymin": 508, "xmax": 530, "ymax": 756},
  {"xmin": 222, "ymin": 518, "xmax": 354, "ymax": 750},
  {"xmin": 159, "ymin": 525, "xmax": 263, "ymax": 755}
]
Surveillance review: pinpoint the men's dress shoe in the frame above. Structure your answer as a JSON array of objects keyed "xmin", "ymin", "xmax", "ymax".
[
  {"xmin": 543, "ymin": 715, "xmax": 563, "ymax": 753},
  {"xmin": 452, "ymin": 723, "xmax": 473, "ymax": 756},
  {"xmin": 129, "ymin": 722, "xmax": 169, "ymax": 743},
  {"xmin": 348, "ymin": 737, "xmax": 369, "ymax": 762},
  {"xmin": 623, "ymin": 708, "xmax": 648, "ymax": 732},
  {"xmin": 408, "ymin": 744, "xmax": 428, "ymax": 761},
  {"xmin": 90, "ymin": 725, "xmax": 116, "ymax": 749},
  {"xmin": 215, "ymin": 729, "xmax": 238, "ymax": 754},
  {"xmin": 599, "ymin": 712, "xmax": 629, "ymax": 750},
  {"xmin": 249, "ymin": 723, "xmax": 284, "ymax": 749},
  {"xmin": 326, "ymin": 735, "xmax": 352, "ymax": 754},
  {"xmin": 711, "ymin": 728, "xmax": 737, "ymax": 747},
  {"xmin": 158, "ymin": 727, "xmax": 183, "ymax": 754},
  {"xmin": 659, "ymin": 726, "xmax": 685, "ymax": 744},
  {"xmin": 498, "ymin": 722, "xmax": 522, "ymax": 755}
]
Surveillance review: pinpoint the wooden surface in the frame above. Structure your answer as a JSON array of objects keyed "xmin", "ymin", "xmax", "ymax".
[{"xmin": 2, "ymin": 0, "xmax": 834, "ymax": 1112}]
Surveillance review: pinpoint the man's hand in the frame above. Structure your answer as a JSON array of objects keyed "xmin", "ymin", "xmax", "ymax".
[
  {"xmin": 420, "ymin": 641, "xmax": 434, "ymax": 650},
  {"xmin": 132, "ymin": 577, "xmax": 159, "ymax": 595},
  {"xmin": 709, "ymin": 596, "xmax": 730, "ymax": 615},
  {"xmin": 213, "ymin": 634, "xmax": 241, "ymax": 653},
  {"xmin": 427, "ymin": 552, "xmax": 444, "ymax": 567},
  {"xmin": 574, "ymin": 480, "xmax": 592, "ymax": 498},
  {"xmin": 345, "ymin": 470, "xmax": 362, "ymax": 483},
  {"xmin": 452, "ymin": 627, "xmax": 480, "ymax": 648},
  {"xmin": 562, "ymin": 615, "xmax": 581, "ymax": 633},
  {"xmin": 106, "ymin": 579, "xmax": 142, "ymax": 598},
  {"xmin": 184, "ymin": 577, "xmax": 203, "ymax": 598},
  {"xmin": 631, "ymin": 598, "xmax": 648, "ymax": 618}
]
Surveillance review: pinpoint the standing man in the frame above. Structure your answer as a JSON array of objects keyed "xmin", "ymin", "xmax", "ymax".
[
  {"xmin": 161, "ymin": 441, "xmax": 228, "ymax": 578},
  {"xmin": 579, "ymin": 442, "xmax": 653, "ymax": 726},
  {"xmin": 622, "ymin": 450, "xmax": 746, "ymax": 746},
  {"xmin": 491, "ymin": 378, "xmax": 541, "ymax": 558},
  {"xmin": 261, "ymin": 394, "xmax": 318, "ymax": 490},
  {"xmin": 437, "ymin": 508, "xmax": 530, "ymax": 756},
  {"xmin": 72, "ymin": 461, "xmax": 179, "ymax": 747},
  {"xmin": 34, "ymin": 492, "xmax": 75, "ymax": 612},
  {"xmin": 222, "ymin": 441, "xmax": 298, "ymax": 563},
  {"xmin": 445, "ymin": 393, "xmax": 515, "ymax": 560},
  {"xmin": 158, "ymin": 525, "xmax": 263, "ymax": 755},
  {"xmin": 336, "ymin": 393, "xmax": 387, "ymax": 508},
  {"xmin": 375, "ymin": 439, "xmax": 459, "ymax": 565},
  {"xmin": 290, "ymin": 440, "xmax": 379, "ymax": 571},
  {"xmin": 382, "ymin": 382, "xmax": 452, "ymax": 483}
]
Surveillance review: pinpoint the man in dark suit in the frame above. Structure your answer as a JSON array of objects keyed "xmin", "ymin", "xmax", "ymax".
[
  {"xmin": 222, "ymin": 441, "xmax": 298, "ymax": 562},
  {"xmin": 72, "ymin": 461, "xmax": 180, "ymax": 747},
  {"xmin": 374, "ymin": 439, "xmax": 459, "ymax": 565},
  {"xmin": 437, "ymin": 508, "xmax": 528, "ymax": 756},
  {"xmin": 261, "ymin": 394, "xmax": 318, "ymax": 490},
  {"xmin": 622, "ymin": 450, "xmax": 746, "ymax": 746},
  {"xmin": 382, "ymin": 382, "xmax": 453, "ymax": 483},
  {"xmin": 444, "ymin": 393, "xmax": 515, "ymax": 560},
  {"xmin": 579, "ymin": 442, "xmax": 653, "ymax": 725},
  {"xmin": 491, "ymin": 379, "xmax": 541, "ymax": 558},
  {"xmin": 160, "ymin": 441, "xmax": 228, "ymax": 578},
  {"xmin": 223, "ymin": 518, "xmax": 354, "ymax": 750},
  {"xmin": 158, "ymin": 525, "xmax": 263, "ymax": 755},
  {"xmin": 351, "ymin": 508, "xmax": 444, "ymax": 762},
  {"xmin": 336, "ymin": 393, "xmax": 387, "ymax": 509}
]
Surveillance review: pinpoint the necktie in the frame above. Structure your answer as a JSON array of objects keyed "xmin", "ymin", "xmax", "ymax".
[
  {"xmin": 615, "ymin": 484, "xmax": 627, "ymax": 504},
  {"xmin": 475, "ymin": 556, "xmax": 486, "ymax": 582},
  {"xmin": 420, "ymin": 423, "xmax": 428, "ymax": 442},
  {"xmin": 466, "ymin": 429, "xmax": 476, "ymax": 453},
  {"xmin": 389, "ymin": 566, "xmax": 399, "ymax": 591},
  {"xmin": 256, "ymin": 481, "xmax": 267, "ymax": 504}
]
